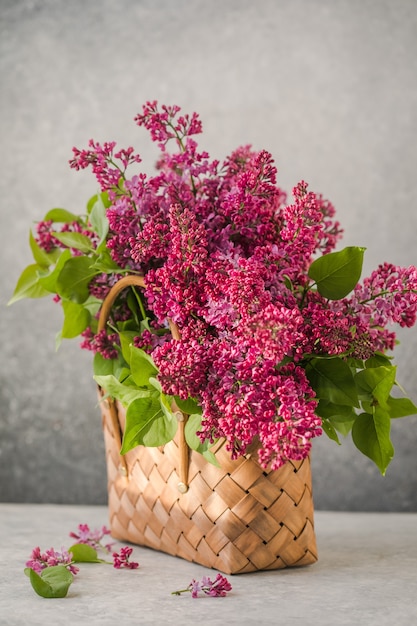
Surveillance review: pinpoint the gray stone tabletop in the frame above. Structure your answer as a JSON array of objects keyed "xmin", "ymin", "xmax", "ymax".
[{"xmin": 0, "ymin": 504, "xmax": 416, "ymax": 625}]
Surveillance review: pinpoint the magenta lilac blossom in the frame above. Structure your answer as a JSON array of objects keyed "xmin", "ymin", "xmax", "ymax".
[
  {"xmin": 25, "ymin": 100, "xmax": 417, "ymax": 473},
  {"xmin": 172, "ymin": 573, "xmax": 232, "ymax": 598},
  {"xmin": 26, "ymin": 546, "xmax": 79, "ymax": 575}
]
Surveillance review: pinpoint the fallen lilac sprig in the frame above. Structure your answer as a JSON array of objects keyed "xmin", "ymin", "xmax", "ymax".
[
  {"xmin": 112, "ymin": 546, "xmax": 139, "ymax": 569},
  {"xmin": 26, "ymin": 546, "xmax": 79, "ymax": 575},
  {"xmin": 69, "ymin": 523, "xmax": 115, "ymax": 553},
  {"xmin": 172, "ymin": 573, "xmax": 232, "ymax": 598},
  {"xmin": 25, "ymin": 523, "xmax": 139, "ymax": 598},
  {"xmin": 69, "ymin": 523, "xmax": 139, "ymax": 569}
]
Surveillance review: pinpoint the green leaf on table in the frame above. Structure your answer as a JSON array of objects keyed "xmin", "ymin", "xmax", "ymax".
[
  {"xmin": 306, "ymin": 357, "xmax": 359, "ymax": 407},
  {"xmin": 26, "ymin": 566, "xmax": 73, "ymax": 598},
  {"xmin": 308, "ymin": 246, "xmax": 365, "ymax": 299},
  {"xmin": 68, "ymin": 544, "xmax": 103, "ymax": 563},
  {"xmin": 352, "ymin": 409, "xmax": 394, "ymax": 475}
]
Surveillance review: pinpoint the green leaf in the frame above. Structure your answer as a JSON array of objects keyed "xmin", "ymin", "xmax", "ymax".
[
  {"xmin": 316, "ymin": 400, "xmax": 355, "ymax": 420},
  {"xmin": 148, "ymin": 376, "xmax": 162, "ymax": 392},
  {"xmin": 365, "ymin": 354, "xmax": 393, "ymax": 368},
  {"xmin": 29, "ymin": 230, "xmax": 60, "ymax": 267},
  {"xmin": 184, "ymin": 414, "xmax": 220, "ymax": 466},
  {"xmin": 43, "ymin": 208, "xmax": 82, "ymax": 223},
  {"xmin": 119, "ymin": 331, "xmax": 139, "ymax": 364},
  {"xmin": 93, "ymin": 352, "xmax": 126, "ymax": 378},
  {"xmin": 121, "ymin": 395, "xmax": 177, "ymax": 451},
  {"xmin": 51, "ymin": 231, "xmax": 94, "ymax": 253},
  {"xmin": 8, "ymin": 264, "xmax": 51, "ymax": 304},
  {"xmin": 306, "ymin": 358, "xmax": 359, "ymax": 407},
  {"xmin": 130, "ymin": 346, "xmax": 158, "ymax": 387},
  {"xmin": 201, "ymin": 448, "xmax": 221, "ymax": 467},
  {"xmin": 68, "ymin": 544, "xmax": 103, "ymax": 563},
  {"xmin": 87, "ymin": 191, "xmax": 111, "ymax": 214},
  {"xmin": 61, "ymin": 300, "xmax": 90, "ymax": 338},
  {"xmin": 94, "ymin": 374, "xmax": 151, "ymax": 405},
  {"xmin": 320, "ymin": 419, "xmax": 341, "ymax": 444},
  {"xmin": 93, "ymin": 248, "xmax": 122, "ymax": 272},
  {"xmin": 174, "ymin": 396, "xmax": 202, "ymax": 415},
  {"xmin": 159, "ymin": 391, "xmax": 175, "ymax": 421},
  {"xmin": 28, "ymin": 566, "xmax": 73, "ymax": 598},
  {"xmin": 386, "ymin": 396, "xmax": 417, "ymax": 418},
  {"xmin": 354, "ymin": 366, "xmax": 396, "ymax": 410},
  {"xmin": 83, "ymin": 295, "xmax": 103, "ymax": 317},
  {"xmin": 56, "ymin": 256, "xmax": 98, "ymax": 303},
  {"xmin": 327, "ymin": 414, "xmax": 356, "ymax": 437},
  {"xmin": 308, "ymin": 246, "xmax": 366, "ymax": 299},
  {"xmin": 352, "ymin": 409, "xmax": 394, "ymax": 475},
  {"xmin": 316, "ymin": 399, "xmax": 357, "ymax": 436},
  {"xmin": 89, "ymin": 194, "xmax": 109, "ymax": 245},
  {"xmin": 37, "ymin": 249, "xmax": 72, "ymax": 293},
  {"xmin": 184, "ymin": 413, "xmax": 203, "ymax": 450}
]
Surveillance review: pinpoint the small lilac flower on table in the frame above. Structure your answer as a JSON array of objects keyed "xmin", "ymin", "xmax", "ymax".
[
  {"xmin": 69, "ymin": 522, "xmax": 114, "ymax": 552},
  {"xmin": 172, "ymin": 573, "xmax": 232, "ymax": 598},
  {"xmin": 112, "ymin": 546, "xmax": 139, "ymax": 569},
  {"xmin": 26, "ymin": 546, "xmax": 79, "ymax": 575}
]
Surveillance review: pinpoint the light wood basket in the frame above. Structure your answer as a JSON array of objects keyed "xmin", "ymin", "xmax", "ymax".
[{"xmin": 97, "ymin": 276, "xmax": 318, "ymax": 574}]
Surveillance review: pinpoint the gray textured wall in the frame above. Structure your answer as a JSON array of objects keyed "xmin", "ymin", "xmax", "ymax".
[{"xmin": 1, "ymin": 0, "xmax": 416, "ymax": 510}]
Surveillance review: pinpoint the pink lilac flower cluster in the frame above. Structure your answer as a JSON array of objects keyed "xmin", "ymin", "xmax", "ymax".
[
  {"xmin": 69, "ymin": 523, "xmax": 114, "ymax": 552},
  {"xmin": 69, "ymin": 523, "xmax": 139, "ymax": 569},
  {"xmin": 172, "ymin": 573, "xmax": 232, "ymax": 598},
  {"xmin": 112, "ymin": 546, "xmax": 139, "ymax": 570},
  {"xmin": 26, "ymin": 546, "xmax": 79, "ymax": 575},
  {"xmin": 35, "ymin": 101, "xmax": 417, "ymax": 470}
]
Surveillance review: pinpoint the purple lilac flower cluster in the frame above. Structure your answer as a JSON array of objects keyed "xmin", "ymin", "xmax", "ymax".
[
  {"xmin": 35, "ymin": 101, "xmax": 417, "ymax": 470},
  {"xmin": 172, "ymin": 573, "xmax": 232, "ymax": 598},
  {"xmin": 112, "ymin": 546, "xmax": 139, "ymax": 570},
  {"xmin": 26, "ymin": 546, "xmax": 79, "ymax": 575},
  {"xmin": 69, "ymin": 523, "xmax": 114, "ymax": 552}
]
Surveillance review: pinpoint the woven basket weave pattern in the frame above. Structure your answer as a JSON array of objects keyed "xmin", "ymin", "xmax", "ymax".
[{"xmin": 100, "ymin": 395, "xmax": 318, "ymax": 574}]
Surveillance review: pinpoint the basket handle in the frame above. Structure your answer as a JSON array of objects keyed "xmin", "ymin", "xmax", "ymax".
[{"xmin": 97, "ymin": 274, "xmax": 190, "ymax": 493}]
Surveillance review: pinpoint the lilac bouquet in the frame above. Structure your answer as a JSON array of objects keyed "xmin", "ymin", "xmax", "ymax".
[{"xmin": 10, "ymin": 102, "xmax": 417, "ymax": 474}]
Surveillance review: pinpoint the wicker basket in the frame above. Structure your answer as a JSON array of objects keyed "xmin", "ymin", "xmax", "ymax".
[{"xmin": 97, "ymin": 276, "xmax": 318, "ymax": 574}]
